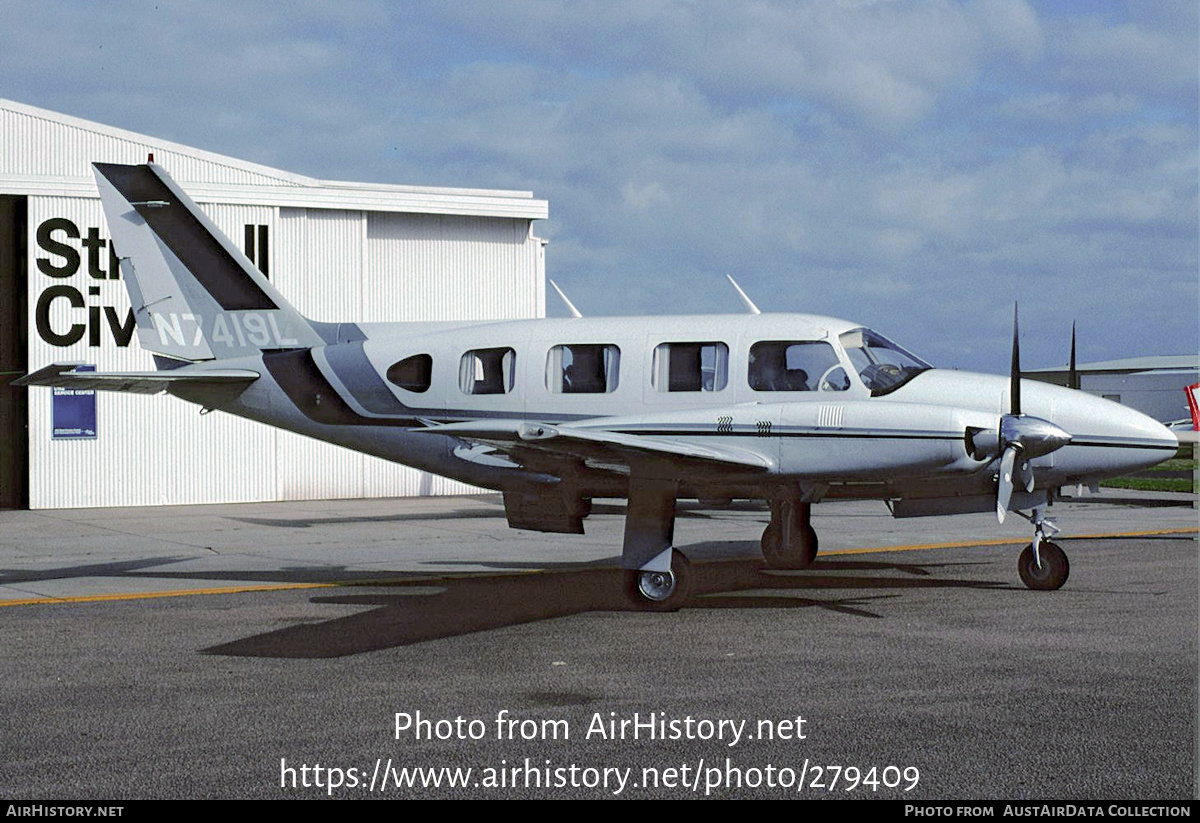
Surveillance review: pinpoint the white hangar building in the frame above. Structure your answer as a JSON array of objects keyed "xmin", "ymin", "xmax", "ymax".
[
  {"xmin": 1026, "ymin": 355, "xmax": 1200, "ymax": 426},
  {"xmin": 0, "ymin": 99, "xmax": 548, "ymax": 510}
]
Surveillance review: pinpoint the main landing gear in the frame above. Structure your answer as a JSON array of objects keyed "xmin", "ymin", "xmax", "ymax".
[
  {"xmin": 621, "ymin": 477, "xmax": 691, "ymax": 610},
  {"xmin": 760, "ymin": 499, "xmax": 818, "ymax": 569},
  {"xmin": 620, "ymin": 488, "xmax": 820, "ymax": 609},
  {"xmin": 1014, "ymin": 503, "xmax": 1069, "ymax": 590}
]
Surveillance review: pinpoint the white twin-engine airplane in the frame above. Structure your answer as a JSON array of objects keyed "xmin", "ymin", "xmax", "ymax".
[{"xmin": 18, "ymin": 163, "xmax": 1179, "ymax": 609}]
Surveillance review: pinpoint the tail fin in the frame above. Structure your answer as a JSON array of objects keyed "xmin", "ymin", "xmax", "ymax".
[{"xmin": 93, "ymin": 162, "xmax": 321, "ymax": 361}]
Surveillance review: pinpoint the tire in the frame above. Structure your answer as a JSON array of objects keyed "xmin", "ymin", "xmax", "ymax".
[
  {"xmin": 761, "ymin": 522, "xmax": 818, "ymax": 569},
  {"xmin": 624, "ymin": 549, "xmax": 691, "ymax": 611},
  {"xmin": 761, "ymin": 520, "xmax": 783, "ymax": 565},
  {"xmin": 1018, "ymin": 541, "xmax": 1069, "ymax": 590}
]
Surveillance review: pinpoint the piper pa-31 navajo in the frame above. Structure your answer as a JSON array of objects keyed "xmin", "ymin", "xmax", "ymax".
[{"xmin": 17, "ymin": 163, "xmax": 1179, "ymax": 609}]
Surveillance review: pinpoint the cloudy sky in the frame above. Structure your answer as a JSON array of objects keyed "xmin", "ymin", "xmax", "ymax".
[{"xmin": 2, "ymin": 0, "xmax": 1195, "ymax": 373}]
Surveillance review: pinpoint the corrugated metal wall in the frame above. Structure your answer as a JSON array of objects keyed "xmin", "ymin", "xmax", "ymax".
[
  {"xmin": 24, "ymin": 197, "xmax": 542, "ymax": 508},
  {"xmin": 26, "ymin": 196, "xmax": 279, "ymax": 508},
  {"xmin": 9, "ymin": 100, "xmax": 545, "ymax": 509},
  {"xmin": 366, "ymin": 212, "xmax": 539, "ymax": 323},
  {"xmin": 0, "ymin": 104, "xmax": 300, "ymax": 187},
  {"xmin": 274, "ymin": 207, "xmax": 368, "ymax": 500}
]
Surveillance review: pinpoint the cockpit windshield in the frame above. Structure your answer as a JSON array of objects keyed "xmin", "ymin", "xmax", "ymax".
[{"xmin": 838, "ymin": 328, "xmax": 932, "ymax": 396}]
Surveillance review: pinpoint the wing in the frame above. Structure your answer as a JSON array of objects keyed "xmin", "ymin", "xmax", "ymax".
[
  {"xmin": 14, "ymin": 363, "xmax": 260, "ymax": 395},
  {"xmin": 428, "ymin": 419, "xmax": 774, "ymax": 477}
]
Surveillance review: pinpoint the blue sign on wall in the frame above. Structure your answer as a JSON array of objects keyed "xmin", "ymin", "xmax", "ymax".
[{"xmin": 52, "ymin": 365, "xmax": 96, "ymax": 439}]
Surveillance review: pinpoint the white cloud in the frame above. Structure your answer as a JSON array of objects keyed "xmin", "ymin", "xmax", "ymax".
[{"xmin": 0, "ymin": 0, "xmax": 1191, "ymax": 371}]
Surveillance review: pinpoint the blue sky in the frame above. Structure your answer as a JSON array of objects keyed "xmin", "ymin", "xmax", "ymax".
[{"xmin": 2, "ymin": 0, "xmax": 1195, "ymax": 374}]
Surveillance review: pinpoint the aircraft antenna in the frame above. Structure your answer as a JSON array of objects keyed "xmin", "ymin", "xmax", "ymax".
[
  {"xmin": 549, "ymin": 280, "xmax": 582, "ymax": 318},
  {"xmin": 725, "ymin": 275, "xmax": 761, "ymax": 314}
]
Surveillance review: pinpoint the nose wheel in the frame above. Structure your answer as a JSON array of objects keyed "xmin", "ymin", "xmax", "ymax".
[
  {"xmin": 1014, "ymin": 503, "xmax": 1069, "ymax": 590},
  {"xmin": 1018, "ymin": 541, "xmax": 1069, "ymax": 590}
]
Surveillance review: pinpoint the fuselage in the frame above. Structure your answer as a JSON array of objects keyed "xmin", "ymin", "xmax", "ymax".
[{"xmin": 204, "ymin": 311, "xmax": 1178, "ymax": 502}]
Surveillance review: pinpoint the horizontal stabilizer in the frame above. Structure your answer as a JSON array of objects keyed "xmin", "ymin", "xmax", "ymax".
[
  {"xmin": 14, "ymin": 363, "xmax": 260, "ymax": 395},
  {"xmin": 427, "ymin": 419, "xmax": 773, "ymax": 472}
]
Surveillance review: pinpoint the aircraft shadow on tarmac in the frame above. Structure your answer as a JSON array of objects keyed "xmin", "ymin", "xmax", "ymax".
[
  {"xmin": 221, "ymin": 498, "xmax": 750, "ymax": 529},
  {"xmin": 225, "ymin": 506, "xmax": 508, "ymax": 529},
  {"xmin": 0, "ymin": 556, "xmax": 194, "ymax": 584},
  {"xmin": 201, "ymin": 551, "xmax": 1005, "ymax": 659}
]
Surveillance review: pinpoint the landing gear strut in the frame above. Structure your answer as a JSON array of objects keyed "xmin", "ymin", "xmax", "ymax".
[
  {"xmin": 621, "ymin": 475, "xmax": 691, "ymax": 610},
  {"xmin": 1015, "ymin": 503, "xmax": 1069, "ymax": 590},
  {"xmin": 761, "ymin": 499, "xmax": 818, "ymax": 569}
]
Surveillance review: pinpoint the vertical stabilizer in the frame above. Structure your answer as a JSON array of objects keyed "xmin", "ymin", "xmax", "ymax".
[{"xmin": 93, "ymin": 163, "xmax": 321, "ymax": 361}]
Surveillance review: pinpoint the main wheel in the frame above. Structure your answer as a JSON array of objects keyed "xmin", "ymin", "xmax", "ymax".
[
  {"xmin": 761, "ymin": 522, "xmax": 818, "ymax": 569},
  {"xmin": 761, "ymin": 520, "xmax": 782, "ymax": 564},
  {"xmin": 624, "ymin": 549, "xmax": 691, "ymax": 611},
  {"xmin": 1018, "ymin": 541, "xmax": 1069, "ymax": 590}
]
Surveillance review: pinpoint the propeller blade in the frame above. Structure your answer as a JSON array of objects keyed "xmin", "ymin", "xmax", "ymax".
[
  {"xmin": 1017, "ymin": 458, "xmax": 1035, "ymax": 493},
  {"xmin": 1069, "ymin": 322, "xmax": 1078, "ymax": 390},
  {"xmin": 1009, "ymin": 303, "xmax": 1021, "ymax": 416},
  {"xmin": 994, "ymin": 307, "xmax": 1070, "ymax": 521},
  {"xmin": 997, "ymin": 445, "xmax": 1018, "ymax": 523}
]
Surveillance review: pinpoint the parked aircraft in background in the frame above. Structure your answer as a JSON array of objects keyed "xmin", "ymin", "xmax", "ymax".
[{"xmin": 16, "ymin": 163, "xmax": 1180, "ymax": 608}]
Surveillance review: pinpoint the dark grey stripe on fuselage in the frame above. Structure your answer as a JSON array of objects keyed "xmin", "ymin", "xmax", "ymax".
[
  {"xmin": 1065, "ymin": 436, "xmax": 1179, "ymax": 450},
  {"xmin": 321, "ymin": 340, "xmax": 413, "ymax": 416},
  {"xmin": 615, "ymin": 427, "xmax": 1176, "ymax": 450},
  {"xmin": 614, "ymin": 426, "xmax": 963, "ymax": 441}
]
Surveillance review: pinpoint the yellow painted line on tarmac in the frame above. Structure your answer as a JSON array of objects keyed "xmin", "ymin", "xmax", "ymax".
[
  {"xmin": 0, "ymin": 581, "xmax": 336, "ymax": 608},
  {"xmin": 1, "ymin": 528, "xmax": 1194, "ymax": 607},
  {"xmin": 822, "ymin": 527, "xmax": 1198, "ymax": 557}
]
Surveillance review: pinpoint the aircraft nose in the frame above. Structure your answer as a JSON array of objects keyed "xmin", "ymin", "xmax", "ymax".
[{"xmin": 1056, "ymin": 390, "xmax": 1179, "ymax": 479}]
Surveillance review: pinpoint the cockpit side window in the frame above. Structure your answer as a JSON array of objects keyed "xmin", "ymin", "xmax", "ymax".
[
  {"xmin": 459, "ymin": 347, "xmax": 515, "ymax": 395},
  {"xmin": 546, "ymin": 344, "xmax": 620, "ymax": 394},
  {"xmin": 652, "ymin": 342, "xmax": 728, "ymax": 392},
  {"xmin": 838, "ymin": 328, "xmax": 932, "ymax": 396},
  {"xmin": 748, "ymin": 341, "xmax": 848, "ymax": 392}
]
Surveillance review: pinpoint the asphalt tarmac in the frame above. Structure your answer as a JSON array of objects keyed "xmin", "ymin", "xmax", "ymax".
[{"xmin": 1, "ymin": 492, "xmax": 1196, "ymax": 799}]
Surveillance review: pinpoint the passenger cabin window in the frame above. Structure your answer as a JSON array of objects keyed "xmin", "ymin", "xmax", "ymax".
[
  {"xmin": 653, "ymin": 342, "xmax": 728, "ymax": 392},
  {"xmin": 387, "ymin": 354, "xmax": 433, "ymax": 393},
  {"xmin": 459, "ymin": 347, "xmax": 515, "ymax": 395},
  {"xmin": 748, "ymin": 341, "xmax": 849, "ymax": 392},
  {"xmin": 546, "ymin": 344, "xmax": 620, "ymax": 394}
]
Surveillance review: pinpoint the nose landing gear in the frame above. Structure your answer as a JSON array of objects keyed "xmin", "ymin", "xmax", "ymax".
[
  {"xmin": 1014, "ymin": 503, "xmax": 1069, "ymax": 590},
  {"xmin": 1018, "ymin": 541, "xmax": 1069, "ymax": 590}
]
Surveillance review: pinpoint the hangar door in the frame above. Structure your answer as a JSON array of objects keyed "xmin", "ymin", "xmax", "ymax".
[{"xmin": 0, "ymin": 196, "xmax": 28, "ymax": 508}]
